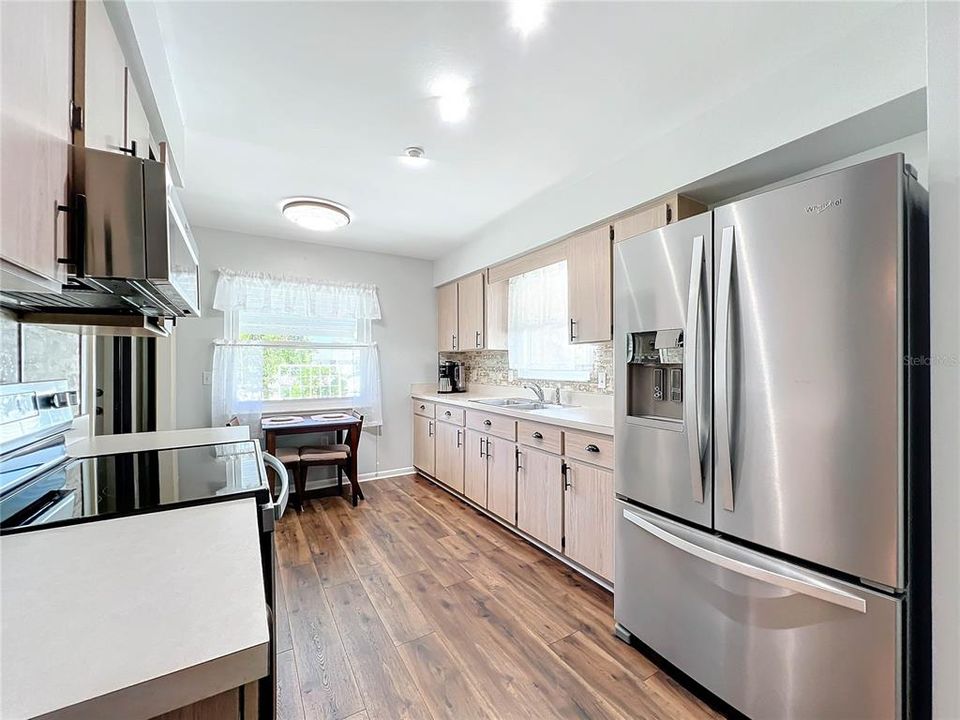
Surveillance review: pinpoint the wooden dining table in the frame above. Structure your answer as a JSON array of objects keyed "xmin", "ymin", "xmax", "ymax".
[{"xmin": 261, "ymin": 412, "xmax": 363, "ymax": 505}]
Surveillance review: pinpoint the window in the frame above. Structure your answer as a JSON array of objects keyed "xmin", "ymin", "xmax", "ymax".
[
  {"xmin": 211, "ymin": 270, "xmax": 382, "ymax": 427},
  {"xmin": 507, "ymin": 260, "xmax": 593, "ymax": 381}
]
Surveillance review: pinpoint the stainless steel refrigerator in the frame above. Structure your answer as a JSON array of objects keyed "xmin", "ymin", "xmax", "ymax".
[{"xmin": 612, "ymin": 154, "xmax": 929, "ymax": 719}]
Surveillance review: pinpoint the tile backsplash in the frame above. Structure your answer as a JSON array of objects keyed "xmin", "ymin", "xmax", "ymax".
[{"xmin": 441, "ymin": 342, "xmax": 613, "ymax": 395}]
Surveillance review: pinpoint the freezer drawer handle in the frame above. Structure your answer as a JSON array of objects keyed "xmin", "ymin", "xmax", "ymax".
[
  {"xmin": 684, "ymin": 234, "xmax": 706, "ymax": 504},
  {"xmin": 622, "ymin": 508, "xmax": 867, "ymax": 614},
  {"xmin": 715, "ymin": 226, "xmax": 736, "ymax": 511}
]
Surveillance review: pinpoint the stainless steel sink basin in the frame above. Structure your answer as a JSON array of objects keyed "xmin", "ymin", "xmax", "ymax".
[{"xmin": 471, "ymin": 398, "xmax": 577, "ymax": 411}]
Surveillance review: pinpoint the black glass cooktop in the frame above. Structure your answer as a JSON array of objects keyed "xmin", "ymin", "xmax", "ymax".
[{"xmin": 1, "ymin": 441, "xmax": 270, "ymax": 531}]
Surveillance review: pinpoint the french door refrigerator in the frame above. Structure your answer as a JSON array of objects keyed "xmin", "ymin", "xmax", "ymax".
[{"xmin": 612, "ymin": 154, "xmax": 929, "ymax": 719}]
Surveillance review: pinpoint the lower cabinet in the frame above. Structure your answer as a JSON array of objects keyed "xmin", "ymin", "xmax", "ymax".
[
  {"xmin": 517, "ymin": 447, "xmax": 563, "ymax": 551},
  {"xmin": 463, "ymin": 428, "xmax": 487, "ymax": 506},
  {"xmin": 434, "ymin": 420, "xmax": 464, "ymax": 493},
  {"xmin": 563, "ymin": 459, "xmax": 615, "ymax": 580},
  {"xmin": 413, "ymin": 414, "xmax": 435, "ymax": 476},
  {"xmin": 485, "ymin": 435, "xmax": 517, "ymax": 523}
]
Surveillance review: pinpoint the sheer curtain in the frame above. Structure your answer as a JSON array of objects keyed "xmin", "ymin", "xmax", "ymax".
[
  {"xmin": 508, "ymin": 260, "xmax": 593, "ymax": 381},
  {"xmin": 211, "ymin": 269, "xmax": 383, "ymax": 428}
]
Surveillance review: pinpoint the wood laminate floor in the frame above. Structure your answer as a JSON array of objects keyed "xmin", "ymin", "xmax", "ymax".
[{"xmin": 274, "ymin": 474, "xmax": 723, "ymax": 720}]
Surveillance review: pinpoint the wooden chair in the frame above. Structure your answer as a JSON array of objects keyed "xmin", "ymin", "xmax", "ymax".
[
  {"xmin": 298, "ymin": 412, "xmax": 365, "ymax": 507},
  {"xmin": 226, "ymin": 416, "xmax": 300, "ymax": 506}
]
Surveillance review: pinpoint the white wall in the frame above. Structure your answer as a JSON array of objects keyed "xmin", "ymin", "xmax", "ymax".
[
  {"xmin": 434, "ymin": 1, "xmax": 927, "ymax": 285},
  {"xmin": 926, "ymin": 2, "xmax": 960, "ymax": 717},
  {"xmin": 175, "ymin": 227, "xmax": 437, "ymax": 481}
]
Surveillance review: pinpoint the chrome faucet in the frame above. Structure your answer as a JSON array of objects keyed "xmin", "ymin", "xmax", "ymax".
[{"xmin": 523, "ymin": 382, "xmax": 545, "ymax": 402}]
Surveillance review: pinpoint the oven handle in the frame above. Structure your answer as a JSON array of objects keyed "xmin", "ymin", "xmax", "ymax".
[{"xmin": 261, "ymin": 452, "xmax": 289, "ymax": 520}]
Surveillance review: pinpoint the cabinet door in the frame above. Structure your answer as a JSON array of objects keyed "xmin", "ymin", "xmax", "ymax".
[
  {"xmin": 485, "ymin": 277, "xmax": 509, "ymax": 351},
  {"xmin": 564, "ymin": 460, "xmax": 614, "ymax": 580},
  {"xmin": 517, "ymin": 447, "xmax": 563, "ymax": 551},
  {"xmin": 612, "ymin": 201, "xmax": 670, "ymax": 243},
  {"xmin": 83, "ymin": 0, "xmax": 126, "ymax": 152},
  {"xmin": 566, "ymin": 225, "xmax": 612, "ymax": 343},
  {"xmin": 463, "ymin": 429, "xmax": 487, "ymax": 505},
  {"xmin": 457, "ymin": 271, "xmax": 485, "ymax": 350},
  {"xmin": 435, "ymin": 421, "xmax": 464, "ymax": 494},
  {"xmin": 0, "ymin": 0, "xmax": 71, "ymax": 286},
  {"xmin": 125, "ymin": 69, "xmax": 154, "ymax": 159},
  {"xmin": 413, "ymin": 415, "xmax": 435, "ymax": 476},
  {"xmin": 437, "ymin": 282, "xmax": 459, "ymax": 352},
  {"xmin": 485, "ymin": 435, "xmax": 517, "ymax": 523}
]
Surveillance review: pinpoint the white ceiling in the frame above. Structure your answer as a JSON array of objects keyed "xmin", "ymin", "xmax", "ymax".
[{"xmin": 157, "ymin": 1, "xmax": 892, "ymax": 259}]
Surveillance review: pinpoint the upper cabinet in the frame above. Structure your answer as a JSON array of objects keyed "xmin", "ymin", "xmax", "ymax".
[
  {"xmin": 566, "ymin": 225, "xmax": 613, "ymax": 344},
  {"xmin": 0, "ymin": 0, "xmax": 73, "ymax": 291},
  {"xmin": 437, "ymin": 281, "xmax": 459, "ymax": 352},
  {"xmin": 80, "ymin": 0, "xmax": 125, "ymax": 153},
  {"xmin": 437, "ymin": 271, "xmax": 505, "ymax": 353},
  {"xmin": 612, "ymin": 194, "xmax": 707, "ymax": 244},
  {"xmin": 457, "ymin": 271, "xmax": 485, "ymax": 351}
]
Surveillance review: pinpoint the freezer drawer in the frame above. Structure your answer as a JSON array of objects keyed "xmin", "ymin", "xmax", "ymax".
[{"xmin": 614, "ymin": 502, "xmax": 903, "ymax": 719}]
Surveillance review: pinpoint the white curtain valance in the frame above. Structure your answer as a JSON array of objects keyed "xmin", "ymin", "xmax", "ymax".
[{"xmin": 213, "ymin": 269, "xmax": 382, "ymax": 320}]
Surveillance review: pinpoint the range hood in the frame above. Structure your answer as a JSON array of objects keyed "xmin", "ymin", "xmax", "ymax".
[{"xmin": 1, "ymin": 147, "xmax": 200, "ymax": 330}]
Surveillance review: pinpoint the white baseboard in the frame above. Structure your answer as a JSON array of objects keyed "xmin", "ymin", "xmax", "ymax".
[{"xmin": 359, "ymin": 466, "xmax": 414, "ymax": 482}]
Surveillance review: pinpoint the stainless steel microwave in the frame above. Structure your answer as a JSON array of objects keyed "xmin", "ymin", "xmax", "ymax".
[{"xmin": 1, "ymin": 147, "xmax": 200, "ymax": 330}]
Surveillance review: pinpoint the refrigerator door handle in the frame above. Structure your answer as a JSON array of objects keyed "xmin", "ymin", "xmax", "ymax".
[
  {"xmin": 715, "ymin": 226, "xmax": 735, "ymax": 511},
  {"xmin": 684, "ymin": 234, "xmax": 705, "ymax": 503},
  {"xmin": 622, "ymin": 508, "xmax": 867, "ymax": 613}
]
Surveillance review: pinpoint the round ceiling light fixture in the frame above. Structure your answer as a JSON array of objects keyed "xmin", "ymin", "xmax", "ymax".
[
  {"xmin": 399, "ymin": 146, "xmax": 428, "ymax": 168},
  {"xmin": 281, "ymin": 198, "xmax": 352, "ymax": 232}
]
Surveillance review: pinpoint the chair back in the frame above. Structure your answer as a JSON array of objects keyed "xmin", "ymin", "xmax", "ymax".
[{"xmin": 348, "ymin": 413, "xmax": 364, "ymax": 453}]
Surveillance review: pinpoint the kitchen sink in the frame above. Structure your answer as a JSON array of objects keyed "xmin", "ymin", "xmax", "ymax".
[{"xmin": 470, "ymin": 398, "xmax": 576, "ymax": 411}]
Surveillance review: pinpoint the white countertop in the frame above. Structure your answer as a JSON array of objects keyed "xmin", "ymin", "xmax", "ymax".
[
  {"xmin": 68, "ymin": 425, "xmax": 251, "ymax": 458},
  {"xmin": 1, "ymin": 499, "xmax": 269, "ymax": 720},
  {"xmin": 411, "ymin": 391, "xmax": 613, "ymax": 435}
]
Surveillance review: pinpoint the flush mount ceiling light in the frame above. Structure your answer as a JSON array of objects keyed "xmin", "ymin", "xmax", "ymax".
[
  {"xmin": 430, "ymin": 74, "xmax": 470, "ymax": 123},
  {"xmin": 510, "ymin": 0, "xmax": 548, "ymax": 36},
  {"xmin": 399, "ymin": 146, "xmax": 429, "ymax": 168},
  {"xmin": 281, "ymin": 198, "xmax": 351, "ymax": 231}
]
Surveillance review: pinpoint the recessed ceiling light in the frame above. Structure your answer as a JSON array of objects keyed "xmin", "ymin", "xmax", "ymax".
[
  {"xmin": 399, "ymin": 146, "xmax": 429, "ymax": 168},
  {"xmin": 281, "ymin": 198, "xmax": 351, "ymax": 232},
  {"xmin": 510, "ymin": 0, "xmax": 548, "ymax": 36},
  {"xmin": 430, "ymin": 74, "xmax": 470, "ymax": 123}
]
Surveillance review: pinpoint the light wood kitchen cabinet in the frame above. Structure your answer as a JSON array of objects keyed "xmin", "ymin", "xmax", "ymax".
[
  {"xmin": 437, "ymin": 282, "xmax": 459, "ymax": 352},
  {"xmin": 0, "ymin": 0, "xmax": 72, "ymax": 292},
  {"xmin": 612, "ymin": 194, "xmax": 708, "ymax": 243},
  {"xmin": 485, "ymin": 277, "xmax": 509, "ymax": 351},
  {"xmin": 485, "ymin": 435, "xmax": 517, "ymax": 523},
  {"xmin": 566, "ymin": 225, "xmax": 612, "ymax": 344},
  {"xmin": 563, "ymin": 459, "xmax": 615, "ymax": 580},
  {"xmin": 457, "ymin": 271, "xmax": 485, "ymax": 350},
  {"xmin": 463, "ymin": 428, "xmax": 487, "ymax": 506},
  {"xmin": 413, "ymin": 414, "xmax": 435, "ymax": 477},
  {"xmin": 434, "ymin": 420, "xmax": 464, "ymax": 494},
  {"xmin": 516, "ymin": 446, "xmax": 563, "ymax": 551},
  {"xmin": 81, "ymin": 0, "xmax": 126, "ymax": 153}
]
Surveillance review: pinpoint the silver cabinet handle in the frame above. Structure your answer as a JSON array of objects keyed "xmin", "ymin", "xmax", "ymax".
[
  {"xmin": 262, "ymin": 452, "xmax": 289, "ymax": 520},
  {"xmin": 562, "ymin": 463, "xmax": 571, "ymax": 490},
  {"xmin": 715, "ymin": 226, "xmax": 735, "ymax": 511},
  {"xmin": 444, "ymin": 410, "xmax": 451, "ymax": 417},
  {"xmin": 475, "ymin": 330, "xmax": 481, "ymax": 348},
  {"xmin": 685, "ymin": 233, "xmax": 706, "ymax": 504},
  {"xmin": 428, "ymin": 421, "xmax": 434, "ymax": 437},
  {"xmin": 452, "ymin": 333, "xmax": 457, "ymax": 350},
  {"xmin": 516, "ymin": 449, "xmax": 522, "ymax": 471},
  {"xmin": 479, "ymin": 436, "xmax": 486, "ymax": 458},
  {"xmin": 483, "ymin": 419, "xmax": 492, "ymax": 427},
  {"xmin": 623, "ymin": 508, "xmax": 867, "ymax": 613},
  {"xmin": 419, "ymin": 404, "xmax": 425, "ymax": 410},
  {"xmin": 532, "ymin": 432, "xmax": 543, "ymax": 440},
  {"xmin": 569, "ymin": 318, "xmax": 577, "ymax": 341},
  {"xmin": 584, "ymin": 444, "xmax": 600, "ymax": 453},
  {"xmin": 457, "ymin": 429, "xmax": 462, "ymax": 448}
]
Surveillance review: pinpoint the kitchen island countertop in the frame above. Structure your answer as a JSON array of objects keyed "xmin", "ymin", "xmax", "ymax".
[{"xmin": 0, "ymin": 498, "xmax": 269, "ymax": 720}]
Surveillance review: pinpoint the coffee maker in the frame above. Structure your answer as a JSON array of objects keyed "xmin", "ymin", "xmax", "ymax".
[{"xmin": 438, "ymin": 360, "xmax": 466, "ymax": 393}]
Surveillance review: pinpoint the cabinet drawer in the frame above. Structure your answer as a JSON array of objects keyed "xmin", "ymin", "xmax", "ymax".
[
  {"xmin": 465, "ymin": 410, "xmax": 516, "ymax": 441},
  {"xmin": 412, "ymin": 399, "xmax": 435, "ymax": 418},
  {"xmin": 436, "ymin": 404, "xmax": 465, "ymax": 425},
  {"xmin": 564, "ymin": 430, "xmax": 613, "ymax": 469},
  {"xmin": 517, "ymin": 420, "xmax": 562, "ymax": 455}
]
